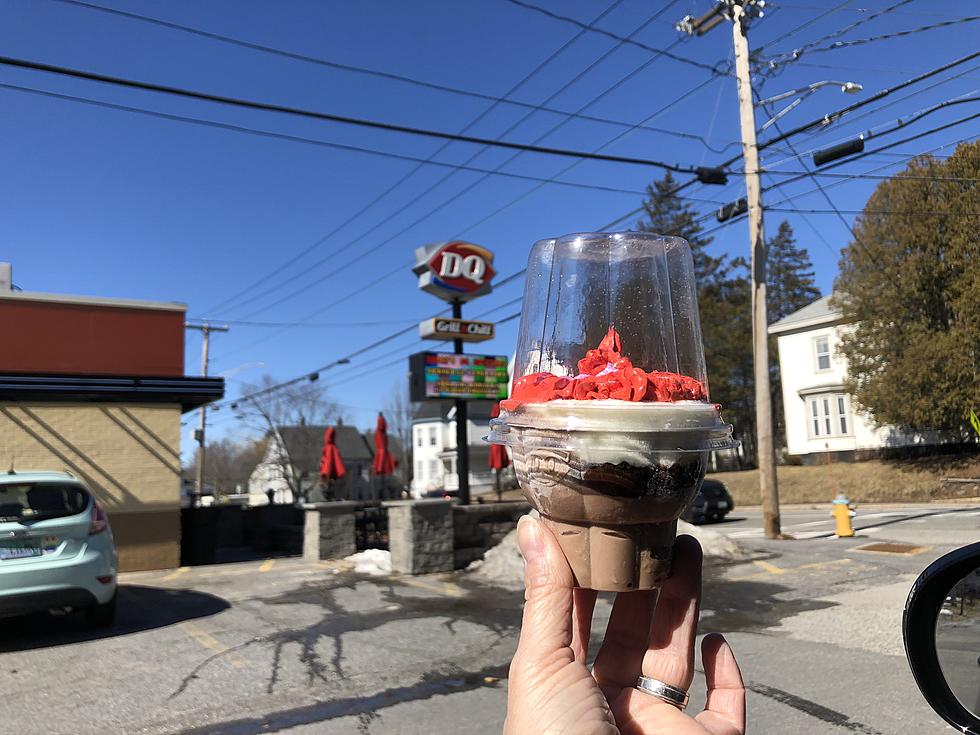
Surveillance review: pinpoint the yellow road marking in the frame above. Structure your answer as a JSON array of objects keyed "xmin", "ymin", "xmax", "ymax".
[
  {"xmin": 730, "ymin": 557, "xmax": 853, "ymax": 582},
  {"xmin": 161, "ymin": 567, "xmax": 189, "ymax": 582},
  {"xmin": 753, "ymin": 560, "xmax": 787, "ymax": 575},
  {"xmin": 397, "ymin": 575, "xmax": 465, "ymax": 598},
  {"xmin": 259, "ymin": 559, "xmax": 275, "ymax": 572},
  {"xmin": 180, "ymin": 622, "xmax": 248, "ymax": 668}
]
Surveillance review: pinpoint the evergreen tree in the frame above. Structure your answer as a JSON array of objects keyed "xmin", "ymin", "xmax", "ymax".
[
  {"xmin": 638, "ymin": 173, "xmax": 755, "ymax": 466},
  {"xmin": 834, "ymin": 140, "xmax": 980, "ymax": 435},
  {"xmin": 767, "ymin": 221, "xmax": 822, "ymax": 322}
]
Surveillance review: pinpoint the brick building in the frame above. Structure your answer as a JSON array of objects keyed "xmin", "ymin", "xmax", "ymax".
[{"xmin": 0, "ymin": 266, "xmax": 222, "ymax": 571}]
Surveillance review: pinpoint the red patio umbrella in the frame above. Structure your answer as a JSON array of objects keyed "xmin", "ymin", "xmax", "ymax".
[
  {"xmin": 488, "ymin": 403, "xmax": 510, "ymax": 501},
  {"xmin": 372, "ymin": 413, "xmax": 397, "ymax": 498},
  {"xmin": 319, "ymin": 427, "xmax": 346, "ymax": 482}
]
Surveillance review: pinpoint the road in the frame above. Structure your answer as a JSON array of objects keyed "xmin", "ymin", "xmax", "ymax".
[{"xmin": 0, "ymin": 502, "xmax": 977, "ymax": 734}]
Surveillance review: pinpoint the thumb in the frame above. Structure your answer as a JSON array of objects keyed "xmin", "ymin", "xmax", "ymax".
[{"xmin": 515, "ymin": 515, "xmax": 575, "ymax": 661}]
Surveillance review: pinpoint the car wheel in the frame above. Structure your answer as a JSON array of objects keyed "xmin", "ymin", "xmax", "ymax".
[{"xmin": 85, "ymin": 592, "xmax": 117, "ymax": 628}]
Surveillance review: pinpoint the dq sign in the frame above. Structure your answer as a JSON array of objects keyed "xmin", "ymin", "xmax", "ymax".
[{"xmin": 413, "ymin": 241, "xmax": 495, "ymax": 302}]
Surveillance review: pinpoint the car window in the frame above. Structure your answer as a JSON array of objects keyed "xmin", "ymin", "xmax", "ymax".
[{"xmin": 0, "ymin": 482, "xmax": 89, "ymax": 522}]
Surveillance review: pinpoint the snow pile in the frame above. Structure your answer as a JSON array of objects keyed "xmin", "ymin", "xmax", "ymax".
[
  {"xmin": 345, "ymin": 549, "xmax": 392, "ymax": 576},
  {"xmin": 469, "ymin": 516, "xmax": 747, "ymax": 587},
  {"xmin": 468, "ymin": 526, "xmax": 525, "ymax": 588},
  {"xmin": 677, "ymin": 520, "xmax": 749, "ymax": 560}
]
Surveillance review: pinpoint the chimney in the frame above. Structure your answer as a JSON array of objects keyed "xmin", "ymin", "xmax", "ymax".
[{"xmin": 0, "ymin": 263, "xmax": 11, "ymax": 292}]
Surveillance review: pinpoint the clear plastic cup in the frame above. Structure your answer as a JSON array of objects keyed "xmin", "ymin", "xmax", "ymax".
[{"xmin": 489, "ymin": 232, "xmax": 735, "ymax": 591}]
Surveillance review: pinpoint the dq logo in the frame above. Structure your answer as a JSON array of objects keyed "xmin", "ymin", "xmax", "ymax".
[{"xmin": 426, "ymin": 241, "xmax": 496, "ymax": 295}]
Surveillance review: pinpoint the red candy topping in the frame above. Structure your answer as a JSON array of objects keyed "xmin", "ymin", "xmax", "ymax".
[{"xmin": 501, "ymin": 327, "xmax": 706, "ymax": 411}]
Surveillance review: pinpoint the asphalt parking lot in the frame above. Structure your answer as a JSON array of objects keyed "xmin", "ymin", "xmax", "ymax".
[{"xmin": 1, "ymin": 503, "xmax": 977, "ymax": 735}]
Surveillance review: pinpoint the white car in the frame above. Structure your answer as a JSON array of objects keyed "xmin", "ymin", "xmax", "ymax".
[{"xmin": 0, "ymin": 471, "xmax": 118, "ymax": 626}]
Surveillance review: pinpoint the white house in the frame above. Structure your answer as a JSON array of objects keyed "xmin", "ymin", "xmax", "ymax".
[
  {"xmin": 247, "ymin": 424, "xmax": 383, "ymax": 504},
  {"xmin": 410, "ymin": 400, "xmax": 510, "ymax": 497},
  {"xmin": 769, "ymin": 294, "xmax": 945, "ymax": 461}
]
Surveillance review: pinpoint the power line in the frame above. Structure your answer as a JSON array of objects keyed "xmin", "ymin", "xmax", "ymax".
[
  {"xmin": 202, "ymin": 0, "xmax": 629, "ymax": 317},
  {"xmin": 214, "ymin": 200, "xmax": 649, "ymax": 407},
  {"xmin": 208, "ymin": 3, "xmax": 687, "ymax": 322},
  {"xmin": 755, "ymin": 0, "xmax": 855, "ymax": 53},
  {"xmin": 766, "ymin": 207, "xmax": 980, "ymax": 215},
  {"xmin": 775, "ymin": 14, "xmax": 980, "ymax": 61},
  {"xmin": 759, "ymin": 0, "xmax": 917, "ymax": 71},
  {"xmin": 761, "ymin": 92, "xmax": 980, "ymax": 169},
  {"xmin": 0, "ymin": 55, "xmax": 704, "ymax": 174},
  {"xmin": 0, "ymin": 81, "xmax": 663, "ymax": 198},
  {"xmin": 500, "ymin": 0, "xmax": 723, "ymax": 74},
  {"xmin": 48, "ymin": 0, "xmax": 736, "ymax": 152},
  {"xmin": 215, "ymin": 3, "xmax": 703, "ymax": 333},
  {"xmin": 756, "ymin": 50, "xmax": 980, "ymax": 149}
]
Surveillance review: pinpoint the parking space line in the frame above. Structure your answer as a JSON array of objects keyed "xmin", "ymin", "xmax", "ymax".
[
  {"xmin": 161, "ymin": 567, "xmax": 189, "ymax": 582},
  {"xmin": 397, "ymin": 575, "xmax": 465, "ymax": 598},
  {"xmin": 180, "ymin": 622, "xmax": 248, "ymax": 668},
  {"xmin": 259, "ymin": 559, "xmax": 275, "ymax": 572},
  {"xmin": 730, "ymin": 557, "xmax": 853, "ymax": 582}
]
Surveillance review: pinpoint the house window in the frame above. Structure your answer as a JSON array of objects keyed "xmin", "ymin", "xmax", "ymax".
[
  {"xmin": 808, "ymin": 393, "xmax": 850, "ymax": 438},
  {"xmin": 415, "ymin": 428, "xmax": 423, "ymax": 448},
  {"xmin": 814, "ymin": 335, "xmax": 831, "ymax": 371},
  {"xmin": 429, "ymin": 459, "xmax": 439, "ymax": 478},
  {"xmin": 416, "ymin": 460, "xmax": 424, "ymax": 479},
  {"xmin": 428, "ymin": 427, "xmax": 437, "ymax": 446}
]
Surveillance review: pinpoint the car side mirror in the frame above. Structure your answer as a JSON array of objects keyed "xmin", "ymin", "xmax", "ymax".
[{"xmin": 904, "ymin": 541, "xmax": 980, "ymax": 734}]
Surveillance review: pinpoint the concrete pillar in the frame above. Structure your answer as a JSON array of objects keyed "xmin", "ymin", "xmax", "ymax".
[
  {"xmin": 384, "ymin": 499, "xmax": 454, "ymax": 574},
  {"xmin": 302, "ymin": 501, "xmax": 358, "ymax": 562}
]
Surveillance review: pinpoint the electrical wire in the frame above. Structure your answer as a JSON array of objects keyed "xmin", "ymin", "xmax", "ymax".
[
  {"xmin": 0, "ymin": 81, "xmax": 658, "ymax": 198},
  {"xmin": 215, "ymin": 3, "xmax": 708, "ymax": 338},
  {"xmin": 760, "ymin": 0, "xmax": 917, "ymax": 70},
  {"xmin": 202, "ymin": 0, "xmax": 629, "ymax": 317},
  {"xmin": 761, "ymin": 92, "xmax": 980, "ymax": 169},
  {"xmin": 207, "ymin": 2, "xmax": 688, "ymax": 323},
  {"xmin": 0, "ymin": 55, "xmax": 703, "ymax": 173},
  {"xmin": 212, "ymin": 201, "xmax": 645, "ymax": 407},
  {"xmin": 780, "ymin": 14, "xmax": 980, "ymax": 59},
  {"xmin": 500, "ymin": 0, "xmax": 722, "ymax": 74},
  {"xmin": 756, "ymin": 0, "xmax": 855, "ymax": 53},
  {"xmin": 48, "ymin": 0, "xmax": 735, "ymax": 152}
]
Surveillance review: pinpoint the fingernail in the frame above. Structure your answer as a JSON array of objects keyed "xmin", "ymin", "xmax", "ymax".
[{"xmin": 517, "ymin": 516, "xmax": 545, "ymax": 562}]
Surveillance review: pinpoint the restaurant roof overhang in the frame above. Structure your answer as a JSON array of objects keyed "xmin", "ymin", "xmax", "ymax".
[{"xmin": 0, "ymin": 373, "xmax": 224, "ymax": 413}]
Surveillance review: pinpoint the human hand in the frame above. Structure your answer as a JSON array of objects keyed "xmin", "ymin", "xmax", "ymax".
[{"xmin": 504, "ymin": 516, "xmax": 745, "ymax": 735}]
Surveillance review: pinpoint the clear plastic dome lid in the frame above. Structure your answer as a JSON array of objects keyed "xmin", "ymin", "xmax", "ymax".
[{"xmin": 512, "ymin": 231, "xmax": 709, "ymax": 402}]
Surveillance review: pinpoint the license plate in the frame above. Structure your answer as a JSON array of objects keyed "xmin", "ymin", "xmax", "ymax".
[{"xmin": 0, "ymin": 545, "xmax": 42, "ymax": 560}]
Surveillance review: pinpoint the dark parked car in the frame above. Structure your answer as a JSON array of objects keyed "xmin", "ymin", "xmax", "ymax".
[{"xmin": 682, "ymin": 479, "xmax": 734, "ymax": 524}]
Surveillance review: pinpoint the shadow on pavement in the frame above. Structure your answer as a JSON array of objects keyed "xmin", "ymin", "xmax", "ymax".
[{"xmin": 0, "ymin": 584, "xmax": 230, "ymax": 652}]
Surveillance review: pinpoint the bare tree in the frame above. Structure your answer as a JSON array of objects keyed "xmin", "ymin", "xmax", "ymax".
[
  {"xmin": 385, "ymin": 380, "xmax": 414, "ymax": 490},
  {"xmin": 185, "ymin": 437, "xmax": 268, "ymax": 501},
  {"xmin": 235, "ymin": 375, "xmax": 344, "ymax": 503}
]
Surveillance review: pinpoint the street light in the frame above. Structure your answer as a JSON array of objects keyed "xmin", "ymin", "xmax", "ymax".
[{"xmin": 758, "ymin": 80, "xmax": 863, "ymax": 132}]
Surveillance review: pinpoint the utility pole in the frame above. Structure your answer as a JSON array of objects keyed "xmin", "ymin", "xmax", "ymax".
[
  {"xmin": 185, "ymin": 322, "xmax": 229, "ymax": 504},
  {"xmin": 678, "ymin": 0, "xmax": 780, "ymax": 538},
  {"xmin": 451, "ymin": 300, "xmax": 471, "ymax": 506}
]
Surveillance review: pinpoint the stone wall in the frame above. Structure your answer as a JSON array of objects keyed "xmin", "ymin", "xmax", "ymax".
[
  {"xmin": 452, "ymin": 501, "xmax": 530, "ymax": 569},
  {"xmin": 385, "ymin": 499, "xmax": 454, "ymax": 574},
  {"xmin": 303, "ymin": 502, "xmax": 357, "ymax": 562}
]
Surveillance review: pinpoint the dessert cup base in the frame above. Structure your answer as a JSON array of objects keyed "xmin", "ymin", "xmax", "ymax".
[{"xmin": 539, "ymin": 516, "xmax": 678, "ymax": 591}]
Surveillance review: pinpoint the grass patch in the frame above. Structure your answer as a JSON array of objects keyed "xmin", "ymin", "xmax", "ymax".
[{"xmin": 711, "ymin": 452, "xmax": 980, "ymax": 506}]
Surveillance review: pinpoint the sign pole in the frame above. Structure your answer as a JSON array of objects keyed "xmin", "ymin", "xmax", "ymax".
[{"xmin": 452, "ymin": 299, "xmax": 471, "ymax": 505}]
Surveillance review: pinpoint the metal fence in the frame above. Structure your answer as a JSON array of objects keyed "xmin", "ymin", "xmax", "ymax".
[{"xmin": 354, "ymin": 502, "xmax": 388, "ymax": 551}]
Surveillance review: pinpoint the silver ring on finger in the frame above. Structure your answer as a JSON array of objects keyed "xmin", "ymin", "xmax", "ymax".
[{"xmin": 635, "ymin": 676, "xmax": 690, "ymax": 710}]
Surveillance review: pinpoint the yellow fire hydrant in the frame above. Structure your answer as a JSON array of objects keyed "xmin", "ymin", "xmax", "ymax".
[{"xmin": 832, "ymin": 492, "xmax": 855, "ymax": 537}]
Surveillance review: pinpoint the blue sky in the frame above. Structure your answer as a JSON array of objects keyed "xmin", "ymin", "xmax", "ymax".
[{"xmin": 1, "ymin": 0, "xmax": 977, "ymax": 457}]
